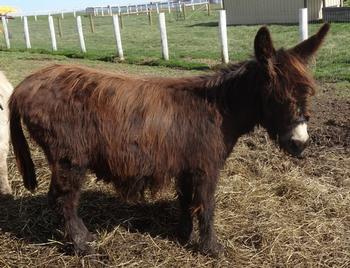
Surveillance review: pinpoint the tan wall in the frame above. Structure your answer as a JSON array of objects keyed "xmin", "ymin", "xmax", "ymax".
[{"xmin": 225, "ymin": 0, "xmax": 341, "ymax": 25}]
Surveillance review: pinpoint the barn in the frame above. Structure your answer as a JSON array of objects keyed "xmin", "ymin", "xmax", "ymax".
[{"xmin": 224, "ymin": 0, "xmax": 342, "ymax": 25}]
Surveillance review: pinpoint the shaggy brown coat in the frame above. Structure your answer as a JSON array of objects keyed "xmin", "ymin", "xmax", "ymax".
[{"xmin": 9, "ymin": 24, "xmax": 329, "ymax": 256}]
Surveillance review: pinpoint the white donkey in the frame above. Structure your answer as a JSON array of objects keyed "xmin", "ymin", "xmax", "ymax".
[{"xmin": 0, "ymin": 71, "xmax": 13, "ymax": 194}]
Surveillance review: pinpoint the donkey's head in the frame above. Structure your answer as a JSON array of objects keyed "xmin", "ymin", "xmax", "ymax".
[{"xmin": 254, "ymin": 24, "xmax": 329, "ymax": 157}]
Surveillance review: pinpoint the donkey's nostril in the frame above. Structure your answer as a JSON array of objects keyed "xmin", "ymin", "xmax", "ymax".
[{"xmin": 290, "ymin": 139, "xmax": 307, "ymax": 154}]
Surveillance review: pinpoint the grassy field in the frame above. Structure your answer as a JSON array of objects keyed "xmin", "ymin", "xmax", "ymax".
[{"xmin": 1, "ymin": 6, "xmax": 350, "ymax": 81}]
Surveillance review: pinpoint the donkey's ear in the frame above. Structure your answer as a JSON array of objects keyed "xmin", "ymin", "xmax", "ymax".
[
  {"xmin": 254, "ymin": 26, "xmax": 276, "ymax": 64},
  {"xmin": 290, "ymin": 23, "xmax": 330, "ymax": 62}
]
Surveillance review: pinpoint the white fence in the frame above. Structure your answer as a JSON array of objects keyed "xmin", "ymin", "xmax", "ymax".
[{"xmin": 2, "ymin": 6, "xmax": 311, "ymax": 64}]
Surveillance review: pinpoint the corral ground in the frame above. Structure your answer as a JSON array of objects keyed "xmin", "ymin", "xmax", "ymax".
[{"xmin": 0, "ymin": 51, "xmax": 349, "ymax": 267}]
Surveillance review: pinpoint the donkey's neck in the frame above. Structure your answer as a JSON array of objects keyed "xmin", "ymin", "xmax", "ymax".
[{"xmin": 192, "ymin": 60, "xmax": 263, "ymax": 152}]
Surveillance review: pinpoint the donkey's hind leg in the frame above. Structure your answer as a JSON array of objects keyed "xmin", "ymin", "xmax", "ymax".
[{"xmin": 48, "ymin": 159, "xmax": 94, "ymax": 255}]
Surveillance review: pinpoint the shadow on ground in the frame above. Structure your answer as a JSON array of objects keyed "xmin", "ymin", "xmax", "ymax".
[{"xmin": 0, "ymin": 191, "xmax": 181, "ymax": 250}]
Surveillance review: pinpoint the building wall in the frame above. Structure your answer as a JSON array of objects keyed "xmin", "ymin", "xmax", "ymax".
[{"xmin": 225, "ymin": 0, "xmax": 341, "ymax": 25}]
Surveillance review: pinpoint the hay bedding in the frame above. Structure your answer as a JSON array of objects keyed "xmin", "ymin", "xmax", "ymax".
[{"xmin": 0, "ymin": 87, "xmax": 349, "ymax": 267}]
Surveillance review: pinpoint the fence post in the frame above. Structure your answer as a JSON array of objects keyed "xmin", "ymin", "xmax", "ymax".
[
  {"xmin": 89, "ymin": 14, "xmax": 95, "ymax": 33},
  {"xmin": 299, "ymin": 8, "xmax": 308, "ymax": 41},
  {"xmin": 207, "ymin": 3, "xmax": 211, "ymax": 16},
  {"xmin": 61, "ymin": 12, "xmax": 64, "ymax": 19},
  {"xmin": 148, "ymin": 8, "xmax": 153, "ymax": 25},
  {"xmin": 168, "ymin": 2, "xmax": 171, "ymax": 13},
  {"xmin": 219, "ymin": 10, "xmax": 229, "ymax": 64},
  {"xmin": 34, "ymin": 14, "xmax": 38, "ymax": 21},
  {"xmin": 23, "ymin": 16, "xmax": 31, "ymax": 49},
  {"xmin": 48, "ymin": 15, "xmax": 57, "ymax": 51},
  {"xmin": 76, "ymin": 16, "xmax": 86, "ymax": 53},
  {"xmin": 73, "ymin": 10, "xmax": 76, "ymax": 18},
  {"xmin": 156, "ymin": 3, "xmax": 160, "ymax": 14},
  {"xmin": 1, "ymin": 16, "xmax": 10, "ymax": 49},
  {"xmin": 57, "ymin": 17, "xmax": 63, "ymax": 37},
  {"xmin": 112, "ymin": 15, "xmax": 124, "ymax": 60},
  {"xmin": 158, "ymin": 13, "xmax": 169, "ymax": 60}
]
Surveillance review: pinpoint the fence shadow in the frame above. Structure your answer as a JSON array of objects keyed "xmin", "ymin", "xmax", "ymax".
[{"xmin": 187, "ymin": 22, "xmax": 219, "ymax": 27}]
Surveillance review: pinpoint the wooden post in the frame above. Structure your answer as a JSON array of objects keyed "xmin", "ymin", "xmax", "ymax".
[
  {"xmin": 89, "ymin": 14, "xmax": 95, "ymax": 33},
  {"xmin": 207, "ymin": 3, "xmax": 211, "ymax": 16},
  {"xmin": 1, "ymin": 16, "xmax": 10, "ymax": 49},
  {"xmin": 112, "ymin": 15, "xmax": 124, "ymax": 60},
  {"xmin": 61, "ymin": 11, "xmax": 64, "ymax": 19},
  {"xmin": 57, "ymin": 17, "xmax": 63, "ymax": 37},
  {"xmin": 76, "ymin": 16, "xmax": 86, "ymax": 53},
  {"xmin": 156, "ymin": 3, "xmax": 160, "ymax": 14},
  {"xmin": 34, "ymin": 14, "xmax": 38, "ymax": 21},
  {"xmin": 219, "ymin": 10, "xmax": 229, "ymax": 64},
  {"xmin": 73, "ymin": 10, "xmax": 76, "ymax": 18},
  {"xmin": 299, "ymin": 8, "xmax": 308, "ymax": 41},
  {"xmin": 158, "ymin": 13, "xmax": 169, "ymax": 60},
  {"xmin": 322, "ymin": 0, "xmax": 326, "ymax": 7},
  {"xmin": 183, "ymin": 3, "xmax": 186, "ymax": 20},
  {"xmin": 191, "ymin": 0, "xmax": 195, "ymax": 11},
  {"xmin": 48, "ymin": 16, "xmax": 57, "ymax": 51},
  {"xmin": 304, "ymin": 0, "xmax": 307, "ymax": 8},
  {"xmin": 168, "ymin": 2, "xmax": 171, "ymax": 13},
  {"xmin": 148, "ymin": 8, "xmax": 153, "ymax": 25}
]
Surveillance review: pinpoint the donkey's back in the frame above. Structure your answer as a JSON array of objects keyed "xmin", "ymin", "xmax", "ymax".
[{"xmin": 10, "ymin": 64, "xmax": 225, "ymax": 194}]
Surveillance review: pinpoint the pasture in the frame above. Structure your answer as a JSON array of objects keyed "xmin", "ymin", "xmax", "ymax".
[
  {"xmin": 1, "ymin": 9, "xmax": 350, "ymax": 81},
  {"xmin": 0, "ymin": 8, "xmax": 350, "ymax": 268}
]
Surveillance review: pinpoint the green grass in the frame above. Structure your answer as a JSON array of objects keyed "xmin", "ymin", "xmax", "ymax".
[{"xmin": 1, "ymin": 7, "xmax": 350, "ymax": 81}]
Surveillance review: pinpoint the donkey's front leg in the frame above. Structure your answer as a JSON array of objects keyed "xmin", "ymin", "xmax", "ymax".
[
  {"xmin": 193, "ymin": 172, "xmax": 223, "ymax": 257},
  {"xmin": 0, "ymin": 150, "xmax": 11, "ymax": 195}
]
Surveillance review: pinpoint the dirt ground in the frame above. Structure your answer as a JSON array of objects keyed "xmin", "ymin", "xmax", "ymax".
[{"xmin": 0, "ymin": 78, "xmax": 349, "ymax": 267}]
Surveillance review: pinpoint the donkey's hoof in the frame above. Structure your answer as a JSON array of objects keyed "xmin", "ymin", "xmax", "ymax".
[
  {"xmin": 75, "ymin": 242, "xmax": 96, "ymax": 256},
  {"xmin": 177, "ymin": 227, "xmax": 195, "ymax": 245},
  {"xmin": 199, "ymin": 240, "xmax": 224, "ymax": 258}
]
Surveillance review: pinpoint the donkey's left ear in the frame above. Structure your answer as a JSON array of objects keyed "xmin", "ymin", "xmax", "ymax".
[
  {"xmin": 254, "ymin": 26, "xmax": 276, "ymax": 65},
  {"xmin": 290, "ymin": 23, "xmax": 330, "ymax": 62}
]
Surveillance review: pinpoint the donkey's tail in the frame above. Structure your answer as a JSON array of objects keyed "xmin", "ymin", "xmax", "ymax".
[{"xmin": 9, "ymin": 96, "xmax": 37, "ymax": 192}]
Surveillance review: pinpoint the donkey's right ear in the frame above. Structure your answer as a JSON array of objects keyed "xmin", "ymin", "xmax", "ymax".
[{"xmin": 254, "ymin": 26, "xmax": 276, "ymax": 65}]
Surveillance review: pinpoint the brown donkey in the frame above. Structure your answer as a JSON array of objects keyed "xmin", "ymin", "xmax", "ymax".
[{"xmin": 9, "ymin": 24, "xmax": 329, "ymax": 256}]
